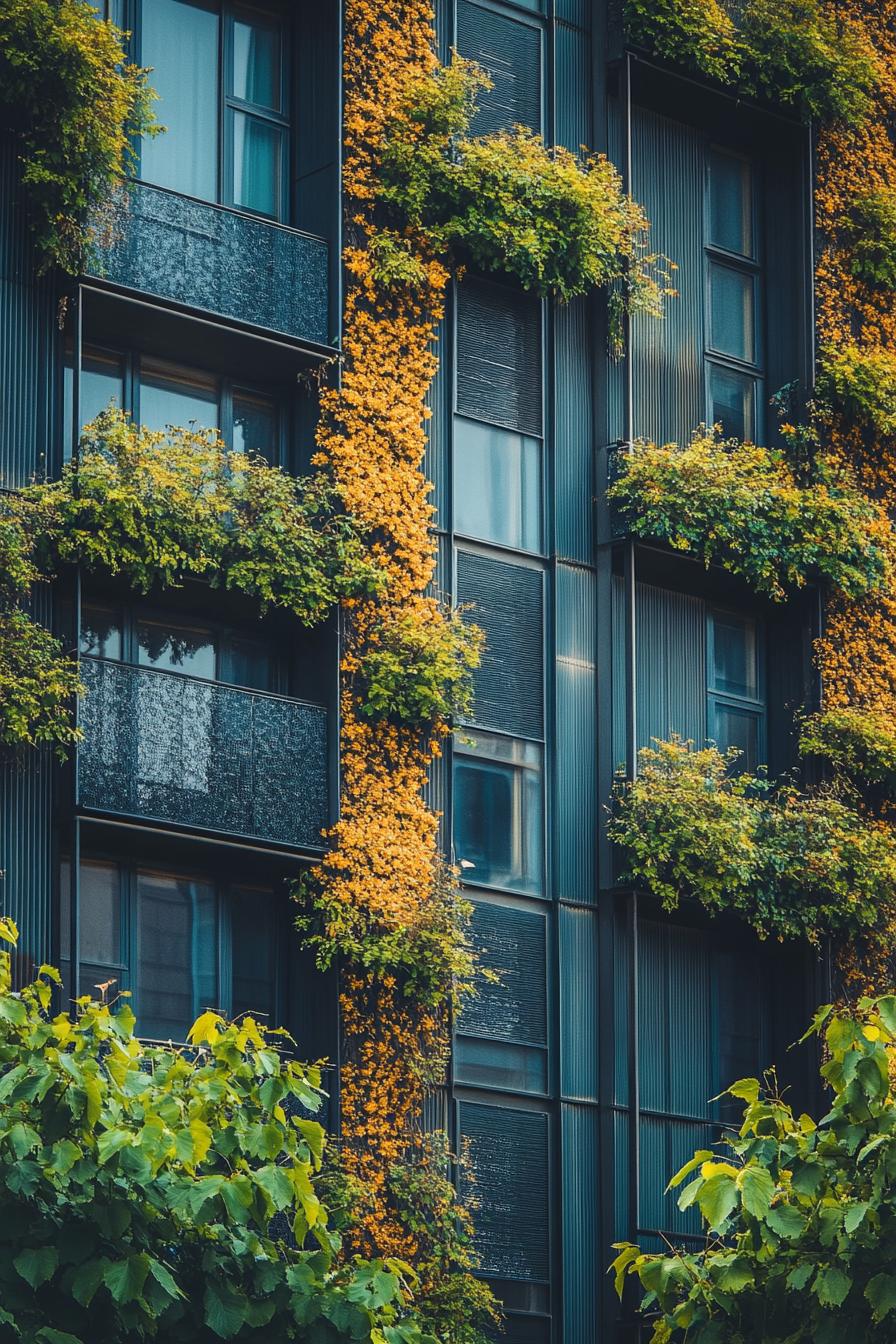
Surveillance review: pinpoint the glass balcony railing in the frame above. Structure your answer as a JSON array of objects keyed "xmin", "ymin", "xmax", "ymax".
[
  {"xmin": 88, "ymin": 181, "xmax": 330, "ymax": 346},
  {"xmin": 77, "ymin": 658, "xmax": 329, "ymax": 850}
]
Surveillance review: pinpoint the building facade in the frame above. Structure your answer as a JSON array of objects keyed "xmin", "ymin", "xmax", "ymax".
[{"xmin": 0, "ymin": 2, "xmax": 824, "ymax": 1341}]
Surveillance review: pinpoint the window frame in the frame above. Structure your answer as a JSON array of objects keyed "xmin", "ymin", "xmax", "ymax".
[
  {"xmin": 703, "ymin": 144, "xmax": 764, "ymax": 443},
  {"xmin": 705, "ymin": 605, "xmax": 766, "ymax": 767},
  {"xmin": 132, "ymin": 0, "xmax": 292, "ymax": 222},
  {"xmin": 451, "ymin": 726, "xmax": 546, "ymax": 898}
]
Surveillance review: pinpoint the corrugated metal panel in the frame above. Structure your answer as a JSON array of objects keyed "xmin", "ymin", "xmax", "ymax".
[
  {"xmin": 554, "ymin": 0, "xmax": 590, "ymax": 32},
  {"xmin": 458, "ymin": 1100, "xmax": 550, "ymax": 1281},
  {"xmin": 630, "ymin": 106, "xmax": 705, "ymax": 447},
  {"xmin": 458, "ymin": 551, "xmax": 544, "ymax": 739},
  {"xmin": 554, "ymin": 21, "xmax": 590, "ymax": 154},
  {"xmin": 612, "ymin": 578, "xmax": 707, "ymax": 768},
  {"xmin": 553, "ymin": 299, "xmax": 593, "ymax": 564},
  {"xmin": 559, "ymin": 905, "xmax": 598, "ymax": 1099},
  {"xmin": 638, "ymin": 920, "xmax": 713, "ymax": 1116},
  {"xmin": 0, "ymin": 129, "xmax": 56, "ymax": 487},
  {"xmin": 456, "ymin": 279, "xmax": 542, "ymax": 436},
  {"xmin": 639, "ymin": 1113, "xmax": 715, "ymax": 1240},
  {"xmin": 459, "ymin": 898, "xmax": 548, "ymax": 1046},
  {"xmin": 457, "ymin": 0, "xmax": 542, "ymax": 135},
  {"xmin": 425, "ymin": 311, "xmax": 450, "ymax": 529},
  {"xmin": 561, "ymin": 1103, "xmax": 600, "ymax": 1344},
  {"xmin": 555, "ymin": 563, "xmax": 596, "ymax": 902}
]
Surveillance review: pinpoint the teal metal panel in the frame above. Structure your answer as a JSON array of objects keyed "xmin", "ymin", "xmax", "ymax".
[
  {"xmin": 554, "ymin": 0, "xmax": 590, "ymax": 30},
  {"xmin": 630, "ymin": 106, "xmax": 705, "ymax": 447},
  {"xmin": 553, "ymin": 299, "xmax": 593, "ymax": 563},
  {"xmin": 612, "ymin": 578, "xmax": 707, "ymax": 768},
  {"xmin": 556, "ymin": 563, "xmax": 596, "ymax": 901},
  {"xmin": 561, "ymin": 1103, "xmax": 600, "ymax": 1343},
  {"xmin": 554, "ymin": 21, "xmax": 590, "ymax": 155},
  {"xmin": 0, "ymin": 129, "xmax": 57, "ymax": 485},
  {"xmin": 560, "ymin": 905, "xmax": 598, "ymax": 1099}
]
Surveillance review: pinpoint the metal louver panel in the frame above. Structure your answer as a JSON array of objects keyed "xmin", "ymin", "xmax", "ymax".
[
  {"xmin": 457, "ymin": 551, "xmax": 544, "ymax": 739},
  {"xmin": 457, "ymin": 0, "xmax": 542, "ymax": 135},
  {"xmin": 458, "ymin": 1100, "xmax": 550, "ymax": 1281},
  {"xmin": 459, "ymin": 899, "xmax": 547, "ymax": 1046},
  {"xmin": 456, "ymin": 279, "xmax": 542, "ymax": 436}
]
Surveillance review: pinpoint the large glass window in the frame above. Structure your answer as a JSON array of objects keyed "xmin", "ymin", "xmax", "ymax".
[
  {"xmin": 453, "ymin": 731, "xmax": 544, "ymax": 895},
  {"xmin": 454, "ymin": 419, "xmax": 542, "ymax": 552},
  {"xmin": 705, "ymin": 149, "xmax": 762, "ymax": 441},
  {"xmin": 706, "ymin": 608, "xmax": 764, "ymax": 770},
  {"xmin": 61, "ymin": 859, "xmax": 279, "ymax": 1040},
  {"xmin": 139, "ymin": 0, "xmax": 289, "ymax": 220}
]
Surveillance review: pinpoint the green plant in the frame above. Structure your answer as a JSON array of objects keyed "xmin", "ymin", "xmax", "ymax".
[
  {"xmin": 612, "ymin": 995, "xmax": 896, "ymax": 1343},
  {"xmin": 609, "ymin": 737, "xmax": 896, "ymax": 945},
  {"xmin": 0, "ymin": 608, "xmax": 84, "ymax": 756},
  {"xmin": 844, "ymin": 188, "xmax": 896, "ymax": 290},
  {"xmin": 607, "ymin": 429, "xmax": 891, "ymax": 601},
  {"xmin": 357, "ymin": 606, "xmax": 483, "ymax": 726},
  {"xmin": 800, "ymin": 705, "xmax": 896, "ymax": 805},
  {"xmin": 624, "ymin": 0, "xmax": 879, "ymax": 126},
  {"xmin": 0, "ymin": 0, "xmax": 157, "ymax": 273},
  {"xmin": 0, "ymin": 916, "xmax": 436, "ymax": 1343},
  {"xmin": 387, "ymin": 1134, "xmax": 501, "ymax": 1344},
  {"xmin": 375, "ymin": 58, "xmax": 676, "ymax": 307},
  {"xmin": 817, "ymin": 342, "xmax": 896, "ymax": 437}
]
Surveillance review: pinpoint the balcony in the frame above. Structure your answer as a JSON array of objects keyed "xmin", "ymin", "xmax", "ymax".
[
  {"xmin": 77, "ymin": 658, "xmax": 329, "ymax": 850},
  {"xmin": 88, "ymin": 182, "xmax": 330, "ymax": 347}
]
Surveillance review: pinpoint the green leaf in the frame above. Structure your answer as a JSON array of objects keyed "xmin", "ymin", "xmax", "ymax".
[
  {"xmin": 737, "ymin": 1165, "xmax": 774, "ymax": 1219},
  {"xmin": 867, "ymin": 1272, "xmax": 896, "ymax": 1321},
  {"xmin": 205, "ymin": 1280, "xmax": 249, "ymax": 1338},
  {"xmin": 14, "ymin": 1246, "xmax": 58, "ymax": 1289},
  {"xmin": 697, "ymin": 1172, "xmax": 739, "ymax": 1231},
  {"xmin": 0, "ymin": 996, "xmax": 27, "ymax": 1026},
  {"xmin": 147, "ymin": 1257, "xmax": 182, "ymax": 1302},
  {"xmin": 713, "ymin": 1255, "xmax": 754, "ymax": 1293},
  {"xmin": 844, "ymin": 1200, "xmax": 871, "ymax": 1235},
  {"xmin": 71, "ymin": 1257, "xmax": 110, "ymax": 1308},
  {"xmin": 727, "ymin": 1077, "xmax": 760, "ymax": 1103},
  {"xmin": 876, "ymin": 997, "xmax": 896, "ymax": 1037},
  {"xmin": 97, "ymin": 1127, "xmax": 134, "ymax": 1164},
  {"xmin": 766, "ymin": 1203, "xmax": 808, "ymax": 1240},
  {"xmin": 36, "ymin": 1331, "xmax": 83, "ymax": 1344},
  {"xmin": 189, "ymin": 1116, "xmax": 213, "ymax": 1165},
  {"xmin": 787, "ymin": 1263, "xmax": 815, "ymax": 1291},
  {"xmin": 666, "ymin": 1149, "xmax": 714, "ymax": 1191},
  {"xmin": 104, "ymin": 1254, "xmax": 150, "ymax": 1305},
  {"xmin": 815, "ymin": 1266, "xmax": 852, "ymax": 1308}
]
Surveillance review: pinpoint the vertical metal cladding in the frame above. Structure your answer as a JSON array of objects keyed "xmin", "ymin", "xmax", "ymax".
[
  {"xmin": 555, "ymin": 563, "xmax": 597, "ymax": 902},
  {"xmin": 0, "ymin": 128, "xmax": 57, "ymax": 487},
  {"xmin": 553, "ymin": 299, "xmax": 594, "ymax": 565},
  {"xmin": 559, "ymin": 904, "xmax": 598, "ymax": 1100},
  {"xmin": 456, "ymin": 0, "xmax": 543, "ymax": 136},
  {"xmin": 630, "ymin": 105, "xmax": 705, "ymax": 447},
  {"xmin": 561, "ymin": 1102, "xmax": 600, "ymax": 1344}
]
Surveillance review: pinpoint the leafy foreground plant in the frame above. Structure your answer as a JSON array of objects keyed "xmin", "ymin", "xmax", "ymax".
[
  {"xmin": 0, "ymin": 916, "xmax": 435, "ymax": 1343},
  {"xmin": 612, "ymin": 995, "xmax": 896, "ymax": 1343},
  {"xmin": 607, "ymin": 430, "xmax": 891, "ymax": 601},
  {"xmin": 609, "ymin": 738, "xmax": 896, "ymax": 947},
  {"xmin": 800, "ymin": 705, "xmax": 896, "ymax": 809}
]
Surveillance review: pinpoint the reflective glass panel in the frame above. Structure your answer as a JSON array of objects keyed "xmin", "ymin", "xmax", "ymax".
[
  {"xmin": 231, "ymin": 110, "xmax": 282, "ymax": 217},
  {"xmin": 136, "ymin": 870, "xmax": 217, "ymax": 1040},
  {"xmin": 711, "ymin": 703, "xmax": 760, "ymax": 772},
  {"xmin": 231, "ymin": 886, "xmax": 276, "ymax": 1022},
  {"xmin": 220, "ymin": 636, "xmax": 274, "ymax": 690},
  {"xmin": 80, "ymin": 604, "xmax": 122, "ymax": 661},
  {"xmin": 710, "ymin": 264, "xmax": 755, "ymax": 363},
  {"xmin": 140, "ymin": 0, "xmax": 219, "ymax": 202},
  {"xmin": 709, "ymin": 150, "xmax": 753, "ymax": 257},
  {"xmin": 232, "ymin": 14, "xmax": 281, "ymax": 110},
  {"xmin": 711, "ymin": 612, "xmax": 757, "ymax": 698},
  {"xmin": 79, "ymin": 860, "xmax": 122, "ymax": 967},
  {"xmin": 139, "ymin": 359, "xmax": 218, "ymax": 433},
  {"xmin": 233, "ymin": 390, "xmax": 277, "ymax": 460},
  {"xmin": 455, "ymin": 1036, "xmax": 547, "ymax": 1093},
  {"xmin": 453, "ymin": 417, "xmax": 542, "ymax": 552},
  {"xmin": 63, "ymin": 349, "xmax": 125, "ymax": 459},
  {"xmin": 137, "ymin": 620, "xmax": 216, "ymax": 679},
  {"xmin": 453, "ymin": 732, "xmax": 544, "ymax": 895},
  {"xmin": 709, "ymin": 363, "xmax": 755, "ymax": 441}
]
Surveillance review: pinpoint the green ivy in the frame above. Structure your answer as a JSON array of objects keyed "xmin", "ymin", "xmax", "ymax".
[
  {"xmin": 0, "ymin": 917, "xmax": 436, "ymax": 1343},
  {"xmin": 624, "ymin": 0, "xmax": 879, "ymax": 126},
  {"xmin": 0, "ymin": 609, "xmax": 83, "ymax": 757},
  {"xmin": 800, "ymin": 705, "xmax": 896, "ymax": 807},
  {"xmin": 375, "ymin": 58, "xmax": 676, "ymax": 307},
  {"xmin": 816, "ymin": 342, "xmax": 896, "ymax": 438},
  {"xmin": 356, "ymin": 607, "xmax": 483, "ymax": 727},
  {"xmin": 0, "ymin": 0, "xmax": 157, "ymax": 274},
  {"xmin": 844, "ymin": 188, "xmax": 896, "ymax": 290},
  {"xmin": 609, "ymin": 737, "xmax": 896, "ymax": 946},
  {"xmin": 607, "ymin": 429, "xmax": 890, "ymax": 601},
  {"xmin": 613, "ymin": 995, "xmax": 896, "ymax": 1343}
]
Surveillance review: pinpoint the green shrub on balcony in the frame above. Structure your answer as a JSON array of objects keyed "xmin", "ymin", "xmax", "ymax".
[
  {"xmin": 624, "ymin": 0, "xmax": 879, "ymax": 126},
  {"xmin": 375, "ymin": 58, "xmax": 676, "ymax": 308},
  {"xmin": 0, "ymin": 608, "xmax": 83, "ymax": 756},
  {"xmin": 0, "ymin": 0, "xmax": 157, "ymax": 273},
  {"xmin": 0, "ymin": 916, "xmax": 435, "ymax": 1343},
  {"xmin": 800, "ymin": 705, "xmax": 896, "ymax": 806},
  {"xmin": 607, "ymin": 429, "xmax": 891, "ymax": 601},
  {"xmin": 613, "ymin": 994, "xmax": 896, "ymax": 1342},
  {"xmin": 609, "ymin": 737, "xmax": 896, "ymax": 946},
  {"xmin": 816, "ymin": 341, "xmax": 896, "ymax": 438}
]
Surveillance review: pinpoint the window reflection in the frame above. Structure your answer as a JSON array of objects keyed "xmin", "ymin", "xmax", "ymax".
[
  {"xmin": 453, "ymin": 417, "xmax": 542, "ymax": 552},
  {"xmin": 140, "ymin": 0, "xmax": 220, "ymax": 202},
  {"xmin": 139, "ymin": 359, "xmax": 218, "ymax": 434},
  {"xmin": 453, "ymin": 731, "xmax": 544, "ymax": 895}
]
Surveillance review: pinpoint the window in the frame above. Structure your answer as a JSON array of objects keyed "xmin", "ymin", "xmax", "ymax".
[
  {"xmin": 453, "ymin": 731, "xmax": 544, "ymax": 895},
  {"xmin": 705, "ymin": 149, "xmax": 762, "ymax": 441},
  {"xmin": 454, "ymin": 280, "xmax": 543, "ymax": 553},
  {"xmin": 61, "ymin": 859, "xmax": 279, "ymax": 1040},
  {"xmin": 80, "ymin": 602, "xmax": 281, "ymax": 693},
  {"xmin": 706, "ymin": 608, "xmax": 764, "ymax": 770},
  {"xmin": 138, "ymin": 0, "xmax": 289, "ymax": 221},
  {"xmin": 64, "ymin": 346, "xmax": 281, "ymax": 463}
]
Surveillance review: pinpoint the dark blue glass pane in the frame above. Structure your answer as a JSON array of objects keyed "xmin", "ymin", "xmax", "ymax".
[
  {"xmin": 453, "ymin": 732, "xmax": 544, "ymax": 894},
  {"xmin": 140, "ymin": 0, "xmax": 220, "ymax": 202},
  {"xmin": 136, "ymin": 871, "xmax": 218, "ymax": 1041},
  {"xmin": 709, "ymin": 363, "xmax": 755, "ymax": 441},
  {"xmin": 709, "ymin": 149, "xmax": 753, "ymax": 257},
  {"xmin": 454, "ymin": 417, "xmax": 542, "ymax": 552},
  {"xmin": 232, "ymin": 111, "xmax": 282, "ymax": 218},
  {"xmin": 231, "ymin": 886, "xmax": 276, "ymax": 1023},
  {"xmin": 232, "ymin": 15, "xmax": 281, "ymax": 110}
]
